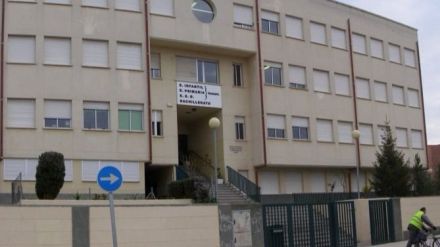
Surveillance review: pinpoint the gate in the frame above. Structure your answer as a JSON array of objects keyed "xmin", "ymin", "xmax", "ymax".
[
  {"xmin": 263, "ymin": 202, "xmax": 357, "ymax": 247},
  {"xmin": 369, "ymin": 199, "xmax": 395, "ymax": 245}
]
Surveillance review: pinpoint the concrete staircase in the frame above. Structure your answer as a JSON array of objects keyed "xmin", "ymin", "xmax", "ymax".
[{"xmin": 216, "ymin": 183, "xmax": 253, "ymax": 204}]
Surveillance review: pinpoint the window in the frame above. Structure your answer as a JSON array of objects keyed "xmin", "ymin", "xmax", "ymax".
[
  {"xmin": 313, "ymin": 69, "xmax": 330, "ymax": 93},
  {"xmin": 288, "ymin": 65, "xmax": 306, "ymax": 89},
  {"xmin": 396, "ymin": 128, "xmax": 408, "ymax": 147},
  {"xmin": 82, "ymin": 160, "xmax": 140, "ymax": 182},
  {"xmin": 370, "ymin": 38, "xmax": 384, "ymax": 59},
  {"xmin": 411, "ymin": 130, "xmax": 423, "ymax": 149},
  {"xmin": 374, "ymin": 81, "xmax": 387, "ymax": 102},
  {"xmin": 44, "ymin": 37, "xmax": 71, "ymax": 65},
  {"xmin": 377, "ymin": 125, "xmax": 387, "ymax": 144},
  {"xmin": 404, "ymin": 48, "xmax": 416, "ymax": 67},
  {"xmin": 310, "ymin": 22, "xmax": 326, "ymax": 45},
  {"xmin": 7, "ymin": 35, "xmax": 35, "ymax": 64},
  {"xmin": 192, "ymin": 0, "xmax": 215, "ymax": 23},
  {"xmin": 119, "ymin": 103, "xmax": 143, "ymax": 131},
  {"xmin": 3, "ymin": 159, "xmax": 37, "ymax": 181},
  {"xmin": 176, "ymin": 57, "xmax": 218, "ymax": 84},
  {"xmin": 150, "ymin": 0, "xmax": 173, "ymax": 16},
  {"xmin": 233, "ymin": 64, "xmax": 243, "ymax": 87},
  {"xmin": 292, "ymin": 117, "xmax": 309, "ymax": 140},
  {"xmin": 83, "ymin": 40, "xmax": 108, "ymax": 67},
  {"xmin": 352, "ymin": 33, "xmax": 367, "ymax": 54},
  {"xmin": 337, "ymin": 121, "xmax": 352, "ymax": 143},
  {"xmin": 83, "ymin": 101, "xmax": 109, "ymax": 130},
  {"xmin": 355, "ymin": 78, "xmax": 370, "ymax": 99},
  {"xmin": 45, "ymin": 0, "xmax": 70, "ymax": 4},
  {"xmin": 82, "ymin": 0, "xmax": 107, "ymax": 8},
  {"xmin": 407, "ymin": 89, "xmax": 420, "ymax": 108},
  {"xmin": 7, "ymin": 99, "xmax": 35, "ymax": 128},
  {"xmin": 44, "ymin": 100, "xmax": 72, "ymax": 128},
  {"xmin": 317, "ymin": 119, "xmax": 333, "ymax": 142},
  {"xmin": 264, "ymin": 62, "xmax": 282, "ymax": 86},
  {"xmin": 115, "ymin": 0, "xmax": 140, "ymax": 12},
  {"xmin": 392, "ymin": 85, "xmax": 405, "ymax": 105},
  {"xmin": 389, "ymin": 43, "xmax": 401, "ymax": 63},
  {"xmin": 267, "ymin": 114, "xmax": 285, "ymax": 139},
  {"xmin": 334, "ymin": 73, "xmax": 350, "ymax": 96},
  {"xmin": 152, "ymin": 110, "xmax": 162, "ymax": 136},
  {"xmin": 285, "ymin": 16, "xmax": 303, "ymax": 39},
  {"xmin": 261, "ymin": 11, "xmax": 279, "ymax": 35},
  {"xmin": 331, "ymin": 27, "xmax": 346, "ymax": 49},
  {"xmin": 359, "ymin": 124, "xmax": 373, "ymax": 145},
  {"xmin": 233, "ymin": 4, "xmax": 253, "ymax": 29},
  {"xmin": 151, "ymin": 53, "xmax": 161, "ymax": 79},
  {"xmin": 235, "ymin": 116, "xmax": 245, "ymax": 140},
  {"xmin": 117, "ymin": 42, "xmax": 142, "ymax": 70}
]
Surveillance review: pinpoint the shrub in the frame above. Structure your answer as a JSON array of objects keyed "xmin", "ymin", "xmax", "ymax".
[
  {"xmin": 35, "ymin": 151, "xmax": 65, "ymax": 199},
  {"xmin": 168, "ymin": 177, "xmax": 210, "ymax": 203}
]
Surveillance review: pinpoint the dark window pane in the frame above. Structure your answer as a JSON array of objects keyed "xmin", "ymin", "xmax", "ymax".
[
  {"xmin": 270, "ymin": 21, "xmax": 279, "ymax": 34},
  {"xmin": 84, "ymin": 109, "xmax": 95, "ymax": 129},
  {"xmin": 96, "ymin": 110, "xmax": 109, "ymax": 129},
  {"xmin": 234, "ymin": 64, "xmax": 242, "ymax": 86},
  {"xmin": 293, "ymin": 126, "xmax": 300, "ymax": 139},
  {"xmin": 157, "ymin": 122, "xmax": 162, "ymax": 136},
  {"xmin": 58, "ymin": 118, "xmax": 71, "ymax": 128},
  {"xmin": 238, "ymin": 124, "xmax": 244, "ymax": 139},
  {"xmin": 273, "ymin": 68, "xmax": 281, "ymax": 85},
  {"xmin": 192, "ymin": 0, "xmax": 214, "ymax": 23},
  {"xmin": 301, "ymin": 128, "xmax": 309, "ymax": 139},
  {"xmin": 262, "ymin": 19, "xmax": 270, "ymax": 32},
  {"xmin": 264, "ymin": 68, "xmax": 272, "ymax": 84},
  {"xmin": 151, "ymin": 121, "xmax": 156, "ymax": 136},
  {"xmin": 204, "ymin": 61, "xmax": 218, "ymax": 83},
  {"xmin": 197, "ymin": 60, "xmax": 204, "ymax": 82},
  {"xmin": 45, "ymin": 118, "xmax": 57, "ymax": 128},
  {"xmin": 276, "ymin": 129, "xmax": 285, "ymax": 138},
  {"xmin": 268, "ymin": 128, "xmax": 276, "ymax": 138}
]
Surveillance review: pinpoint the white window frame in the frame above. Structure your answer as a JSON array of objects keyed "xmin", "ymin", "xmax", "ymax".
[
  {"xmin": 407, "ymin": 89, "xmax": 420, "ymax": 108},
  {"xmin": 285, "ymin": 15, "xmax": 303, "ymax": 40},
  {"xmin": 316, "ymin": 119, "xmax": 333, "ymax": 142},
  {"xmin": 81, "ymin": 160, "xmax": 140, "ymax": 182},
  {"xmin": 411, "ymin": 130, "xmax": 423, "ymax": 149},
  {"xmin": 292, "ymin": 116, "xmax": 309, "ymax": 141},
  {"xmin": 7, "ymin": 99, "xmax": 36, "ymax": 128},
  {"xmin": 151, "ymin": 52, "xmax": 161, "ymax": 79},
  {"xmin": 288, "ymin": 65, "xmax": 306, "ymax": 89},
  {"xmin": 355, "ymin": 78, "xmax": 371, "ymax": 100},
  {"xmin": 267, "ymin": 114, "xmax": 286, "ymax": 139},
  {"xmin": 337, "ymin": 121, "xmax": 353, "ymax": 144},
  {"xmin": 334, "ymin": 73, "xmax": 350, "ymax": 96},
  {"xmin": 150, "ymin": 0, "xmax": 174, "ymax": 16},
  {"xmin": 233, "ymin": 4, "xmax": 253, "ymax": 29},
  {"xmin": 83, "ymin": 101, "xmax": 110, "ymax": 130},
  {"xmin": 44, "ymin": 0, "xmax": 71, "ymax": 5},
  {"xmin": 82, "ymin": 0, "xmax": 107, "ymax": 8},
  {"xmin": 82, "ymin": 39, "xmax": 109, "ymax": 68},
  {"xmin": 404, "ymin": 48, "xmax": 416, "ymax": 67},
  {"xmin": 370, "ymin": 38, "xmax": 384, "ymax": 59},
  {"xmin": 44, "ymin": 100, "xmax": 72, "ymax": 129},
  {"xmin": 233, "ymin": 63, "xmax": 243, "ymax": 87},
  {"xmin": 389, "ymin": 43, "xmax": 401, "ymax": 64},
  {"xmin": 7, "ymin": 35, "xmax": 36, "ymax": 64},
  {"xmin": 117, "ymin": 42, "xmax": 142, "ymax": 70},
  {"xmin": 235, "ymin": 116, "xmax": 246, "ymax": 140},
  {"xmin": 352, "ymin": 33, "xmax": 367, "ymax": 54},
  {"xmin": 396, "ymin": 127, "xmax": 408, "ymax": 148},
  {"xmin": 392, "ymin": 85, "xmax": 405, "ymax": 105},
  {"xmin": 118, "ymin": 103, "xmax": 144, "ymax": 131},
  {"xmin": 264, "ymin": 62, "xmax": 282, "ymax": 86},
  {"xmin": 313, "ymin": 69, "xmax": 330, "ymax": 93},
  {"xmin": 374, "ymin": 81, "xmax": 388, "ymax": 103},
  {"xmin": 261, "ymin": 10, "xmax": 280, "ymax": 35},
  {"xmin": 310, "ymin": 22, "xmax": 327, "ymax": 45},
  {"xmin": 44, "ymin": 37, "xmax": 71, "ymax": 66},
  {"xmin": 114, "ymin": 0, "xmax": 140, "ymax": 12},
  {"xmin": 152, "ymin": 110, "xmax": 163, "ymax": 137},
  {"xmin": 331, "ymin": 27, "xmax": 346, "ymax": 49},
  {"xmin": 359, "ymin": 124, "xmax": 374, "ymax": 145}
]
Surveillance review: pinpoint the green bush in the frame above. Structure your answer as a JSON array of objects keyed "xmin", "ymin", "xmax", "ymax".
[
  {"xmin": 35, "ymin": 151, "xmax": 65, "ymax": 199},
  {"xmin": 168, "ymin": 177, "xmax": 210, "ymax": 203}
]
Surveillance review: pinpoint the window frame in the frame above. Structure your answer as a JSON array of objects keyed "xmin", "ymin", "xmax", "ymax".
[
  {"xmin": 234, "ymin": 116, "xmax": 246, "ymax": 140},
  {"xmin": 330, "ymin": 26, "xmax": 346, "ymax": 50},
  {"xmin": 7, "ymin": 35, "xmax": 36, "ymax": 64},
  {"xmin": 285, "ymin": 15, "xmax": 304, "ymax": 40},
  {"xmin": 233, "ymin": 63, "xmax": 243, "ymax": 87},
  {"xmin": 264, "ymin": 62, "xmax": 282, "ymax": 86},
  {"xmin": 44, "ymin": 100, "xmax": 72, "ymax": 129},
  {"xmin": 233, "ymin": 4, "xmax": 253, "ymax": 29},
  {"xmin": 267, "ymin": 114, "xmax": 286, "ymax": 139},
  {"xmin": 83, "ymin": 101, "xmax": 110, "ymax": 130},
  {"xmin": 292, "ymin": 116, "xmax": 309, "ymax": 141},
  {"xmin": 310, "ymin": 21, "xmax": 327, "ymax": 45},
  {"xmin": 151, "ymin": 110, "xmax": 163, "ymax": 137},
  {"xmin": 6, "ymin": 98, "xmax": 36, "ymax": 129},
  {"xmin": 151, "ymin": 52, "xmax": 161, "ymax": 79},
  {"xmin": 288, "ymin": 65, "xmax": 307, "ymax": 89},
  {"xmin": 370, "ymin": 38, "xmax": 384, "ymax": 59},
  {"xmin": 392, "ymin": 85, "xmax": 405, "ymax": 106},
  {"xmin": 118, "ymin": 104, "xmax": 144, "ymax": 132},
  {"xmin": 261, "ymin": 10, "xmax": 280, "ymax": 35}
]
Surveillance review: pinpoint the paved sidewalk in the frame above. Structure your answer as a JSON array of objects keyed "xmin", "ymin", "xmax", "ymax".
[{"xmin": 372, "ymin": 240, "xmax": 407, "ymax": 246}]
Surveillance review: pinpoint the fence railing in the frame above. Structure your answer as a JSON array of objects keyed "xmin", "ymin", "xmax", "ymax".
[
  {"xmin": 261, "ymin": 192, "xmax": 378, "ymax": 204},
  {"xmin": 11, "ymin": 173, "xmax": 23, "ymax": 205},
  {"xmin": 227, "ymin": 166, "xmax": 260, "ymax": 202}
]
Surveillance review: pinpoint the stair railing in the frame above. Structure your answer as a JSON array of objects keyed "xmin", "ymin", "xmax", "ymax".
[
  {"xmin": 186, "ymin": 150, "xmax": 215, "ymax": 179},
  {"xmin": 227, "ymin": 166, "xmax": 261, "ymax": 202}
]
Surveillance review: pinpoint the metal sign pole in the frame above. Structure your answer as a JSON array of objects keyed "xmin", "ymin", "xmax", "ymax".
[{"xmin": 109, "ymin": 192, "xmax": 118, "ymax": 247}]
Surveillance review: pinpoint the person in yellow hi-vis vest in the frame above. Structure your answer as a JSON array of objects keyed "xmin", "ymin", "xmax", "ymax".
[{"xmin": 406, "ymin": 207, "xmax": 437, "ymax": 247}]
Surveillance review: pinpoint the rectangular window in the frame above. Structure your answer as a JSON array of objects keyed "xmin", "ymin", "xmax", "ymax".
[
  {"xmin": 82, "ymin": 0, "xmax": 107, "ymax": 8},
  {"xmin": 370, "ymin": 38, "xmax": 384, "ymax": 59},
  {"xmin": 396, "ymin": 128, "xmax": 408, "ymax": 147},
  {"xmin": 408, "ymin": 89, "xmax": 420, "ymax": 108},
  {"xmin": 313, "ymin": 69, "xmax": 330, "ymax": 93},
  {"xmin": 359, "ymin": 124, "xmax": 373, "ymax": 145},
  {"xmin": 82, "ymin": 160, "xmax": 140, "ymax": 182},
  {"xmin": 334, "ymin": 73, "xmax": 350, "ymax": 96},
  {"xmin": 150, "ymin": 0, "xmax": 173, "ymax": 16},
  {"xmin": 152, "ymin": 110, "xmax": 162, "ymax": 136},
  {"xmin": 352, "ymin": 33, "xmax": 367, "ymax": 54},
  {"xmin": 337, "ymin": 121, "xmax": 352, "ymax": 143},
  {"xmin": 355, "ymin": 78, "xmax": 370, "ymax": 99},
  {"xmin": 44, "ymin": 100, "xmax": 72, "ymax": 128},
  {"xmin": 389, "ymin": 43, "xmax": 401, "ymax": 63},
  {"xmin": 176, "ymin": 57, "xmax": 197, "ymax": 82},
  {"xmin": 404, "ymin": 48, "xmax": 416, "ymax": 67},
  {"xmin": 176, "ymin": 57, "xmax": 218, "ymax": 84},
  {"xmin": 117, "ymin": 42, "xmax": 142, "ymax": 70},
  {"xmin": 267, "ymin": 114, "xmax": 285, "ymax": 139},
  {"xmin": 114, "ymin": 0, "xmax": 140, "ymax": 11},
  {"xmin": 45, "ymin": 0, "xmax": 70, "ymax": 4},
  {"xmin": 83, "ymin": 40, "xmax": 109, "ymax": 67},
  {"xmin": 7, "ymin": 99, "xmax": 35, "ymax": 128},
  {"xmin": 310, "ymin": 22, "xmax": 326, "ymax": 45},
  {"xmin": 411, "ymin": 130, "xmax": 423, "ymax": 149},
  {"xmin": 151, "ymin": 53, "xmax": 161, "ymax": 79},
  {"xmin": 285, "ymin": 16, "xmax": 303, "ymax": 39},
  {"xmin": 288, "ymin": 65, "xmax": 306, "ymax": 89},
  {"xmin": 233, "ymin": 64, "xmax": 243, "ymax": 87},
  {"xmin": 377, "ymin": 125, "xmax": 387, "ymax": 144},
  {"xmin": 197, "ymin": 60, "xmax": 218, "ymax": 84},
  {"xmin": 331, "ymin": 27, "xmax": 346, "ymax": 49},
  {"xmin": 44, "ymin": 37, "xmax": 71, "ymax": 65},
  {"xmin": 235, "ymin": 116, "xmax": 245, "ymax": 140},
  {"xmin": 264, "ymin": 62, "xmax": 282, "ymax": 86},
  {"xmin": 3, "ymin": 159, "xmax": 37, "ymax": 181},
  {"xmin": 7, "ymin": 35, "xmax": 35, "ymax": 64},
  {"xmin": 261, "ymin": 11, "xmax": 279, "ymax": 35},
  {"xmin": 374, "ymin": 81, "xmax": 387, "ymax": 102},
  {"xmin": 317, "ymin": 119, "xmax": 333, "ymax": 142},
  {"xmin": 83, "ymin": 101, "xmax": 110, "ymax": 130},
  {"xmin": 292, "ymin": 117, "xmax": 309, "ymax": 140},
  {"xmin": 233, "ymin": 4, "xmax": 253, "ymax": 29},
  {"xmin": 392, "ymin": 85, "xmax": 405, "ymax": 105},
  {"xmin": 118, "ymin": 103, "xmax": 143, "ymax": 131}
]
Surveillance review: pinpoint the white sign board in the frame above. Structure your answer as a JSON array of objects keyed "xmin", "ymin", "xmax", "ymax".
[
  {"xmin": 233, "ymin": 210, "xmax": 252, "ymax": 247},
  {"xmin": 177, "ymin": 81, "xmax": 222, "ymax": 108}
]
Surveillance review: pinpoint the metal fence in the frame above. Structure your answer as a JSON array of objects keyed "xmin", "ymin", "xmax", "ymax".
[
  {"xmin": 261, "ymin": 192, "xmax": 377, "ymax": 205},
  {"xmin": 11, "ymin": 173, "xmax": 23, "ymax": 204},
  {"xmin": 227, "ymin": 166, "xmax": 261, "ymax": 202},
  {"xmin": 369, "ymin": 199, "xmax": 395, "ymax": 245},
  {"xmin": 263, "ymin": 201, "xmax": 357, "ymax": 247}
]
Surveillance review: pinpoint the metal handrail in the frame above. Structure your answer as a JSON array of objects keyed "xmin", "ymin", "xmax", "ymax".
[{"xmin": 227, "ymin": 166, "xmax": 261, "ymax": 202}]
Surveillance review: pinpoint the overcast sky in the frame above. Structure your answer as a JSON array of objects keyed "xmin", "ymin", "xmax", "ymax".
[{"xmin": 336, "ymin": 0, "xmax": 440, "ymax": 144}]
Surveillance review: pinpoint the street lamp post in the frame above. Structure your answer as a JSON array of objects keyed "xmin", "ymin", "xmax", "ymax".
[
  {"xmin": 209, "ymin": 117, "xmax": 221, "ymax": 201},
  {"xmin": 352, "ymin": 129, "xmax": 361, "ymax": 199}
]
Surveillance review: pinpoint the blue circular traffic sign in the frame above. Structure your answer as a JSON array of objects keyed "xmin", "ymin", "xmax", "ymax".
[{"xmin": 97, "ymin": 166, "xmax": 123, "ymax": 192}]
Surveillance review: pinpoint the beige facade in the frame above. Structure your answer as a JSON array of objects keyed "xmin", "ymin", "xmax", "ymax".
[{"xmin": 0, "ymin": 0, "xmax": 427, "ymax": 196}]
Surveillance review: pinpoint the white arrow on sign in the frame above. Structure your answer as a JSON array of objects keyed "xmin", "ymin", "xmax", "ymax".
[{"xmin": 100, "ymin": 173, "xmax": 119, "ymax": 184}]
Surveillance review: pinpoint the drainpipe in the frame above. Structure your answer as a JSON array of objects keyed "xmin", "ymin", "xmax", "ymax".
[
  {"xmin": 144, "ymin": 0, "xmax": 152, "ymax": 163},
  {"xmin": 416, "ymin": 42, "xmax": 429, "ymax": 167},
  {"xmin": 0, "ymin": 0, "xmax": 6, "ymax": 160}
]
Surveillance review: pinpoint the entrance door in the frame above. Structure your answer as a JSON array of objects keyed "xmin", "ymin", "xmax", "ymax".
[{"xmin": 178, "ymin": 134, "xmax": 188, "ymax": 165}]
